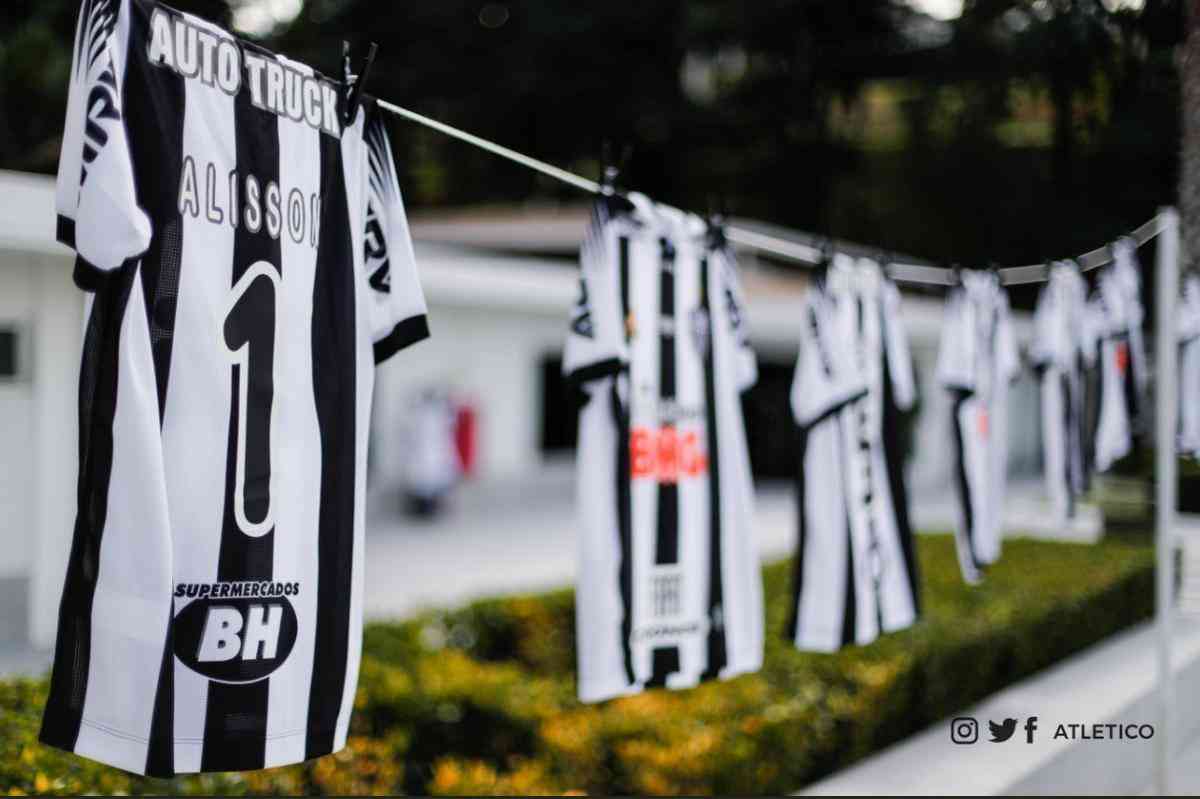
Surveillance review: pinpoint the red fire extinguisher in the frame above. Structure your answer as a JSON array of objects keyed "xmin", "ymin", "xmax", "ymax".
[{"xmin": 454, "ymin": 399, "xmax": 477, "ymax": 478}]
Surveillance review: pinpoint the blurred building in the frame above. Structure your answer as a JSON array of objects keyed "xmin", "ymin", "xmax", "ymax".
[{"xmin": 0, "ymin": 171, "xmax": 1041, "ymax": 655}]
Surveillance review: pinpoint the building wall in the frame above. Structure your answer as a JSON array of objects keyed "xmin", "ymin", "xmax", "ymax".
[
  {"xmin": 0, "ymin": 259, "xmax": 36, "ymax": 583},
  {"xmin": 0, "ymin": 249, "xmax": 82, "ymax": 648}
]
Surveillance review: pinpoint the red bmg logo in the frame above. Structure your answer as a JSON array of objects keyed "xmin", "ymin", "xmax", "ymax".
[{"xmin": 631, "ymin": 426, "xmax": 708, "ymax": 482}]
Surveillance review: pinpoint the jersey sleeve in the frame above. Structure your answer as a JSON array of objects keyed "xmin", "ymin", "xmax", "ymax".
[
  {"xmin": 563, "ymin": 199, "xmax": 628, "ymax": 385},
  {"xmin": 363, "ymin": 107, "xmax": 430, "ymax": 365},
  {"xmin": 791, "ymin": 293, "xmax": 866, "ymax": 427},
  {"xmin": 1029, "ymin": 284, "xmax": 1054, "ymax": 370},
  {"xmin": 996, "ymin": 292, "xmax": 1021, "ymax": 382},
  {"xmin": 56, "ymin": 0, "xmax": 151, "ymax": 286},
  {"xmin": 936, "ymin": 289, "xmax": 974, "ymax": 392},
  {"xmin": 882, "ymin": 278, "xmax": 916, "ymax": 410},
  {"xmin": 718, "ymin": 246, "xmax": 758, "ymax": 392}
]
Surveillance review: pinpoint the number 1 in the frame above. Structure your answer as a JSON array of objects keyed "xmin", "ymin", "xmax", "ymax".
[{"xmin": 222, "ymin": 262, "xmax": 279, "ymax": 538}]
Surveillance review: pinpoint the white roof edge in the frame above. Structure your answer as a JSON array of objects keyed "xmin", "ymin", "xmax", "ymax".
[{"xmin": 0, "ymin": 170, "xmax": 71, "ymax": 260}]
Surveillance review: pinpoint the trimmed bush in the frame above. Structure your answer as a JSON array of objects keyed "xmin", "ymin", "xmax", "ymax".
[{"xmin": 0, "ymin": 535, "xmax": 1152, "ymax": 795}]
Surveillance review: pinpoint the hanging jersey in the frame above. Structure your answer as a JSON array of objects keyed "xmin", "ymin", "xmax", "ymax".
[
  {"xmin": 43, "ymin": 0, "xmax": 429, "ymax": 777},
  {"xmin": 787, "ymin": 256, "xmax": 921, "ymax": 651},
  {"xmin": 565, "ymin": 193, "xmax": 762, "ymax": 703},
  {"xmin": 937, "ymin": 270, "xmax": 1020, "ymax": 584},
  {"xmin": 1031, "ymin": 263, "xmax": 1094, "ymax": 522},
  {"xmin": 1088, "ymin": 239, "xmax": 1148, "ymax": 472},
  {"xmin": 1180, "ymin": 274, "xmax": 1200, "ymax": 458}
]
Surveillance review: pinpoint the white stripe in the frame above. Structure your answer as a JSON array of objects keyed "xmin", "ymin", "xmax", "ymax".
[
  {"xmin": 333, "ymin": 108, "xmax": 372, "ymax": 749},
  {"xmin": 163, "ymin": 61, "xmax": 237, "ymax": 772},
  {"xmin": 264, "ymin": 57, "xmax": 323, "ymax": 768},
  {"xmin": 74, "ymin": 273, "xmax": 170, "ymax": 773}
]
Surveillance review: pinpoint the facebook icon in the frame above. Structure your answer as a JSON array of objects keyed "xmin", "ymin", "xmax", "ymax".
[{"xmin": 1025, "ymin": 716, "xmax": 1038, "ymax": 743}]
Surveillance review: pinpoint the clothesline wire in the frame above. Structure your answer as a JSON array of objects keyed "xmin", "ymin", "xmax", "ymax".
[{"xmin": 374, "ymin": 97, "xmax": 1165, "ymax": 287}]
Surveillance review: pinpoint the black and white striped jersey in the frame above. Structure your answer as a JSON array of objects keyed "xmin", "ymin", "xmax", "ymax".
[
  {"xmin": 1031, "ymin": 263, "xmax": 1093, "ymax": 523},
  {"xmin": 787, "ymin": 256, "xmax": 921, "ymax": 651},
  {"xmin": 1180, "ymin": 274, "xmax": 1200, "ymax": 458},
  {"xmin": 565, "ymin": 193, "xmax": 763, "ymax": 703},
  {"xmin": 937, "ymin": 270, "xmax": 1019, "ymax": 584},
  {"xmin": 43, "ymin": 0, "xmax": 428, "ymax": 777},
  {"xmin": 1088, "ymin": 240, "xmax": 1148, "ymax": 473}
]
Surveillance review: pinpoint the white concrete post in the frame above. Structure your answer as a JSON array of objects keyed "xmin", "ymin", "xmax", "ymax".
[{"xmin": 1156, "ymin": 206, "xmax": 1181, "ymax": 795}]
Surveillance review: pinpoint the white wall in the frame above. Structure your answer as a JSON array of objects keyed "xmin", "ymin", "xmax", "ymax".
[
  {"xmin": 0, "ymin": 258, "xmax": 36, "ymax": 582},
  {"xmin": 372, "ymin": 244, "xmax": 573, "ymax": 487},
  {"xmin": 30, "ymin": 254, "xmax": 83, "ymax": 649},
  {"xmin": 0, "ymin": 248, "xmax": 81, "ymax": 649}
]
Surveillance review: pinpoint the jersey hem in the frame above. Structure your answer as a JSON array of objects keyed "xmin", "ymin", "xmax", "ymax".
[
  {"xmin": 56, "ymin": 214, "xmax": 76, "ymax": 248},
  {"xmin": 578, "ymin": 657, "xmax": 762, "ymax": 704},
  {"xmin": 374, "ymin": 314, "xmax": 430, "ymax": 364},
  {"xmin": 39, "ymin": 720, "xmax": 344, "ymax": 778},
  {"xmin": 796, "ymin": 387, "xmax": 869, "ymax": 430},
  {"xmin": 564, "ymin": 357, "xmax": 625, "ymax": 386}
]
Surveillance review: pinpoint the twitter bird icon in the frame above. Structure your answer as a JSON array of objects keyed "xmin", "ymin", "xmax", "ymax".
[{"xmin": 989, "ymin": 718, "xmax": 1017, "ymax": 742}]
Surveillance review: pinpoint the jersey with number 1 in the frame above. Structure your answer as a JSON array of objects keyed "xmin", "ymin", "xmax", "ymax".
[
  {"xmin": 565, "ymin": 193, "xmax": 763, "ymax": 703},
  {"xmin": 42, "ymin": 0, "xmax": 429, "ymax": 777}
]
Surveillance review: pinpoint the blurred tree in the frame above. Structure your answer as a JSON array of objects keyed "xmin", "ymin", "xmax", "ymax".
[
  {"xmin": 1183, "ymin": 0, "xmax": 1200, "ymax": 268},
  {"xmin": 0, "ymin": 0, "xmax": 234, "ymax": 173},
  {"xmin": 0, "ymin": 0, "xmax": 1181, "ymax": 269}
]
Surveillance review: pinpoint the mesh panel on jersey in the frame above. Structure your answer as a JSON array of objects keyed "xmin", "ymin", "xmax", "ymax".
[{"xmin": 151, "ymin": 218, "xmax": 182, "ymax": 344}]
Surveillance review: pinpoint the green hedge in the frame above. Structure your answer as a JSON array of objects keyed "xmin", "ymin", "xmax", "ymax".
[{"xmin": 1, "ymin": 535, "xmax": 1153, "ymax": 796}]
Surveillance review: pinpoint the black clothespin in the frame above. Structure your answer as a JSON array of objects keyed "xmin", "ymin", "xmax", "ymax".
[
  {"xmin": 598, "ymin": 141, "xmax": 634, "ymax": 213},
  {"xmin": 813, "ymin": 238, "xmax": 835, "ymax": 287},
  {"xmin": 881, "ymin": 249, "xmax": 897, "ymax": 278},
  {"xmin": 599, "ymin": 140, "xmax": 618, "ymax": 196},
  {"xmin": 342, "ymin": 40, "xmax": 378, "ymax": 126},
  {"xmin": 705, "ymin": 195, "xmax": 728, "ymax": 251}
]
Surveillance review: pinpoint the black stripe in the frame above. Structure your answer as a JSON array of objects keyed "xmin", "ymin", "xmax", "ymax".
[
  {"xmin": 373, "ymin": 314, "xmax": 430, "ymax": 364},
  {"xmin": 305, "ymin": 100, "xmax": 359, "ymax": 760},
  {"xmin": 143, "ymin": 609, "xmax": 175, "ymax": 777},
  {"xmin": 612, "ymin": 381, "xmax": 636, "ymax": 687},
  {"xmin": 202, "ymin": 40, "xmax": 283, "ymax": 772},
  {"xmin": 797, "ymin": 388, "xmax": 869, "ymax": 432},
  {"xmin": 122, "ymin": 0, "xmax": 186, "ymax": 424},
  {"xmin": 700, "ymin": 256, "xmax": 726, "ymax": 679},
  {"xmin": 655, "ymin": 242, "xmax": 678, "ymax": 565},
  {"xmin": 645, "ymin": 646, "xmax": 680, "ymax": 688},
  {"xmin": 1070, "ymin": 369, "xmax": 1080, "ymax": 513},
  {"xmin": 950, "ymin": 390, "xmax": 982, "ymax": 577},
  {"xmin": 880, "ymin": 332, "xmax": 920, "ymax": 616},
  {"xmin": 1121, "ymin": 336, "xmax": 1138, "ymax": 437},
  {"xmin": 837, "ymin": 415, "xmax": 857, "ymax": 647},
  {"xmin": 565, "ymin": 356, "xmax": 625, "ymax": 386},
  {"xmin": 121, "ymin": 1, "xmax": 188, "ymax": 770},
  {"xmin": 612, "ymin": 233, "xmax": 636, "ymax": 687},
  {"xmin": 785, "ymin": 424, "xmax": 808, "ymax": 644},
  {"xmin": 57, "ymin": 215, "xmax": 76, "ymax": 248},
  {"xmin": 40, "ymin": 265, "xmax": 134, "ymax": 755}
]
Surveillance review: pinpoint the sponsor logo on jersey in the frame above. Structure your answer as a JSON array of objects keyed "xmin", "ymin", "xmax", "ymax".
[
  {"xmin": 146, "ymin": 6, "xmax": 342, "ymax": 137},
  {"xmin": 630, "ymin": 426, "xmax": 708, "ymax": 482},
  {"xmin": 173, "ymin": 582, "xmax": 299, "ymax": 683},
  {"xmin": 77, "ymin": 0, "xmax": 121, "ymax": 187},
  {"xmin": 1115, "ymin": 341, "xmax": 1129, "ymax": 375},
  {"xmin": 632, "ymin": 621, "xmax": 703, "ymax": 642},
  {"xmin": 365, "ymin": 205, "xmax": 391, "ymax": 293}
]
